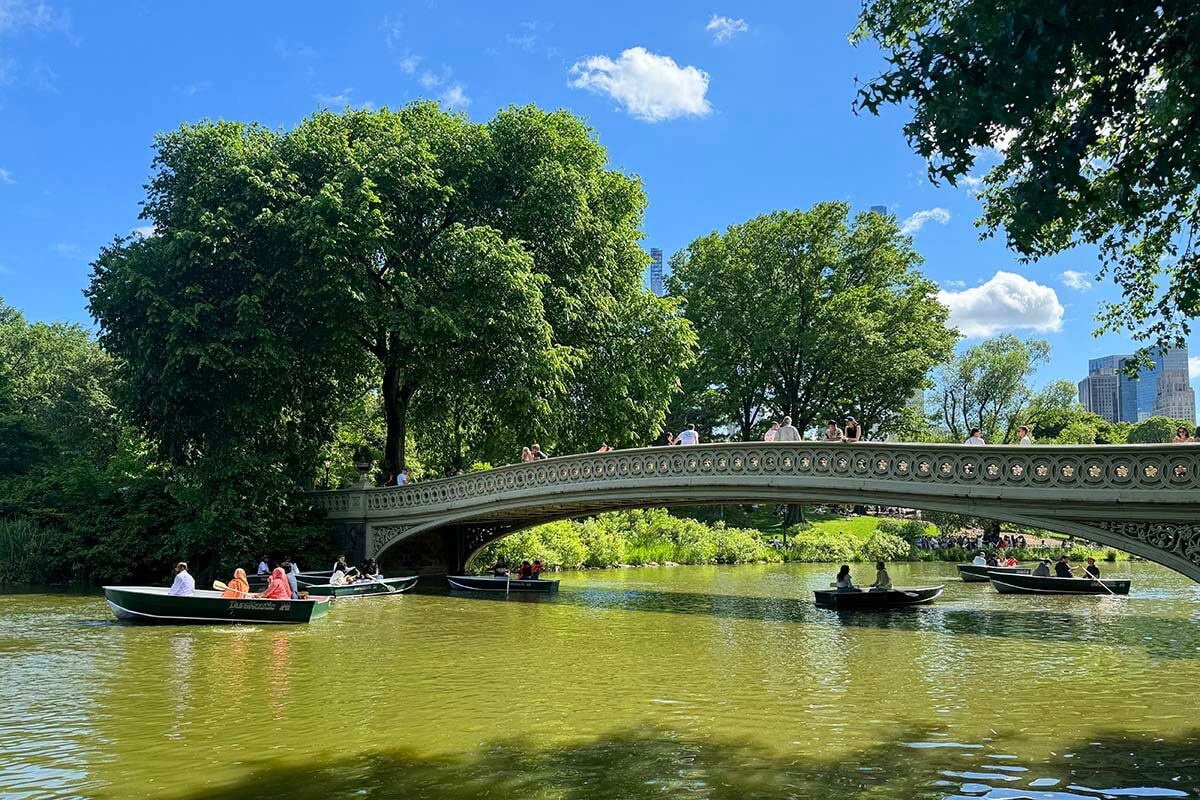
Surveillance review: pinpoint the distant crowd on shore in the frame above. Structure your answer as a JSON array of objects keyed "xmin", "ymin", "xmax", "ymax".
[{"xmin": 359, "ymin": 416, "xmax": 1197, "ymax": 489}]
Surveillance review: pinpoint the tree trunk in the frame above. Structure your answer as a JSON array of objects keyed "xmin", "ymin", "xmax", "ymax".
[{"xmin": 382, "ymin": 365, "xmax": 413, "ymax": 478}]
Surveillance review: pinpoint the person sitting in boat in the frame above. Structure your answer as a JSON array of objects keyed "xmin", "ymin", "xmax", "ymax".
[
  {"xmin": 361, "ymin": 558, "xmax": 379, "ymax": 577},
  {"xmin": 222, "ymin": 568, "xmax": 250, "ymax": 598},
  {"xmin": 329, "ymin": 568, "xmax": 349, "ymax": 587},
  {"xmin": 332, "ymin": 554, "xmax": 350, "ymax": 575},
  {"xmin": 517, "ymin": 561, "xmax": 533, "ymax": 580},
  {"xmin": 1083, "ymin": 557, "xmax": 1101, "ymax": 579},
  {"xmin": 832, "ymin": 564, "xmax": 855, "ymax": 592},
  {"xmin": 869, "ymin": 561, "xmax": 893, "ymax": 591},
  {"xmin": 168, "ymin": 562, "xmax": 195, "ymax": 596},
  {"xmin": 491, "ymin": 557, "xmax": 510, "ymax": 577},
  {"xmin": 972, "ymin": 553, "xmax": 987, "ymax": 566},
  {"xmin": 1033, "ymin": 559, "xmax": 1051, "ymax": 577},
  {"xmin": 258, "ymin": 567, "xmax": 291, "ymax": 600},
  {"xmin": 1005, "ymin": 556, "xmax": 1019, "ymax": 567},
  {"xmin": 1054, "ymin": 556, "xmax": 1074, "ymax": 578},
  {"xmin": 985, "ymin": 554, "xmax": 1000, "ymax": 567},
  {"xmin": 530, "ymin": 560, "xmax": 545, "ymax": 580},
  {"xmin": 282, "ymin": 562, "xmax": 299, "ymax": 599}
]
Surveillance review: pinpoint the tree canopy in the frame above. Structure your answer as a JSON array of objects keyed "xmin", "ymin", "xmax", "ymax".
[
  {"xmin": 932, "ymin": 335, "xmax": 1049, "ymax": 443},
  {"xmin": 669, "ymin": 203, "xmax": 956, "ymax": 437},
  {"xmin": 89, "ymin": 103, "xmax": 694, "ymax": 478},
  {"xmin": 854, "ymin": 0, "xmax": 1200, "ymax": 351}
]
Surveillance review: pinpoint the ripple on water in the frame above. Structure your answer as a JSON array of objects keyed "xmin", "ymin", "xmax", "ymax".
[{"xmin": 1, "ymin": 562, "xmax": 1199, "ymax": 799}]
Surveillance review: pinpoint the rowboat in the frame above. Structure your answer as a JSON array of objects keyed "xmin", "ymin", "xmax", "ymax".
[
  {"xmin": 989, "ymin": 573, "xmax": 1130, "ymax": 595},
  {"xmin": 248, "ymin": 569, "xmax": 332, "ymax": 591},
  {"xmin": 103, "ymin": 586, "xmax": 332, "ymax": 624},
  {"xmin": 813, "ymin": 585, "xmax": 943, "ymax": 610},
  {"xmin": 447, "ymin": 575, "xmax": 560, "ymax": 593},
  {"xmin": 303, "ymin": 576, "xmax": 419, "ymax": 597},
  {"xmin": 956, "ymin": 564, "xmax": 1032, "ymax": 582}
]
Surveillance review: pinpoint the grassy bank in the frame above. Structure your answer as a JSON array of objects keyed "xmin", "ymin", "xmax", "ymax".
[{"xmin": 468, "ymin": 509, "xmax": 1125, "ymax": 573}]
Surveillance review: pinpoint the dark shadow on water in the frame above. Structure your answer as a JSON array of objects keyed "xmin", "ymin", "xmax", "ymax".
[
  {"xmin": 166, "ymin": 725, "xmax": 1200, "ymax": 800},
  {"xmin": 438, "ymin": 584, "xmax": 1200, "ymax": 661}
]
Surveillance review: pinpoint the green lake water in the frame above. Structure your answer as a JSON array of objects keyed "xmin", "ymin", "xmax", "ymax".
[{"xmin": 2, "ymin": 562, "xmax": 1199, "ymax": 799}]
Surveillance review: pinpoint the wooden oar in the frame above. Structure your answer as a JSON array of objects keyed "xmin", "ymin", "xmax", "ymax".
[
  {"xmin": 349, "ymin": 567, "xmax": 397, "ymax": 594},
  {"xmin": 1087, "ymin": 570, "xmax": 1117, "ymax": 596},
  {"xmin": 212, "ymin": 580, "xmax": 251, "ymax": 597},
  {"xmin": 506, "ymin": 571, "xmax": 511, "ymax": 597}
]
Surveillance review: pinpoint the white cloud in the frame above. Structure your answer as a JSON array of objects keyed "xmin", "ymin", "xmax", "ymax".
[
  {"xmin": 506, "ymin": 32, "xmax": 536, "ymax": 51},
  {"xmin": 397, "ymin": 53, "xmax": 421, "ymax": 74},
  {"xmin": 959, "ymin": 174, "xmax": 984, "ymax": 190},
  {"xmin": 706, "ymin": 14, "xmax": 748, "ymax": 43},
  {"xmin": 0, "ymin": 0, "xmax": 71, "ymax": 35},
  {"xmin": 0, "ymin": 167, "xmax": 13, "ymax": 184},
  {"xmin": 1059, "ymin": 270, "xmax": 1092, "ymax": 291},
  {"xmin": 382, "ymin": 16, "xmax": 403, "ymax": 50},
  {"xmin": 315, "ymin": 88, "xmax": 353, "ymax": 106},
  {"xmin": 938, "ymin": 270, "xmax": 1064, "ymax": 338},
  {"xmin": 1189, "ymin": 356, "xmax": 1200, "ymax": 380},
  {"xmin": 569, "ymin": 47, "xmax": 711, "ymax": 122},
  {"xmin": 52, "ymin": 242, "xmax": 82, "ymax": 259},
  {"xmin": 942, "ymin": 279, "xmax": 967, "ymax": 289},
  {"xmin": 439, "ymin": 84, "xmax": 469, "ymax": 110},
  {"xmin": 899, "ymin": 207, "xmax": 951, "ymax": 235},
  {"xmin": 132, "ymin": 224, "xmax": 156, "ymax": 238},
  {"xmin": 419, "ymin": 69, "xmax": 448, "ymax": 89}
]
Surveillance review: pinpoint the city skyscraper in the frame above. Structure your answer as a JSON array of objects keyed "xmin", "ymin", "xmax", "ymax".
[
  {"xmin": 648, "ymin": 248, "xmax": 664, "ymax": 297},
  {"xmin": 1078, "ymin": 344, "xmax": 1195, "ymax": 423}
]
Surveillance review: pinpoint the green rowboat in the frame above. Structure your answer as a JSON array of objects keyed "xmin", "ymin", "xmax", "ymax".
[
  {"xmin": 956, "ymin": 564, "xmax": 1032, "ymax": 582},
  {"xmin": 303, "ymin": 576, "xmax": 419, "ymax": 597},
  {"xmin": 989, "ymin": 573, "xmax": 1131, "ymax": 595},
  {"xmin": 447, "ymin": 575, "xmax": 559, "ymax": 593},
  {"xmin": 103, "ymin": 586, "xmax": 332, "ymax": 624},
  {"xmin": 813, "ymin": 585, "xmax": 943, "ymax": 610}
]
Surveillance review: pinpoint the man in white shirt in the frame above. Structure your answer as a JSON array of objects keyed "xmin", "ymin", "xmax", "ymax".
[
  {"xmin": 675, "ymin": 424, "xmax": 700, "ymax": 445},
  {"xmin": 256, "ymin": 556, "xmax": 269, "ymax": 575},
  {"xmin": 168, "ymin": 562, "xmax": 195, "ymax": 596},
  {"xmin": 763, "ymin": 422, "xmax": 780, "ymax": 442},
  {"xmin": 965, "ymin": 428, "xmax": 986, "ymax": 445},
  {"xmin": 775, "ymin": 416, "xmax": 801, "ymax": 442},
  {"xmin": 1017, "ymin": 425, "xmax": 1033, "ymax": 445},
  {"xmin": 972, "ymin": 553, "xmax": 987, "ymax": 566}
]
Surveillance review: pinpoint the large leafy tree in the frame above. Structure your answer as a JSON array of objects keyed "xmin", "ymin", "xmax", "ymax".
[
  {"xmin": 853, "ymin": 0, "xmax": 1200, "ymax": 350},
  {"xmin": 669, "ymin": 203, "xmax": 956, "ymax": 437},
  {"xmin": 89, "ymin": 103, "xmax": 693, "ymax": 477},
  {"xmin": 932, "ymin": 335, "xmax": 1049, "ymax": 443}
]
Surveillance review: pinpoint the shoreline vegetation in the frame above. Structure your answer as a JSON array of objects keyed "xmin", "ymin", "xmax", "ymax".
[{"xmin": 465, "ymin": 508, "xmax": 1125, "ymax": 575}]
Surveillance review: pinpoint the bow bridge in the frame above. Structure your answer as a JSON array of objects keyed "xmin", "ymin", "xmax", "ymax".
[{"xmin": 309, "ymin": 442, "xmax": 1200, "ymax": 581}]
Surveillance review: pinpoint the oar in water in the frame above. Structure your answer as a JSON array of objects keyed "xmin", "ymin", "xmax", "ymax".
[
  {"xmin": 506, "ymin": 571, "xmax": 511, "ymax": 597},
  {"xmin": 212, "ymin": 580, "xmax": 251, "ymax": 597}
]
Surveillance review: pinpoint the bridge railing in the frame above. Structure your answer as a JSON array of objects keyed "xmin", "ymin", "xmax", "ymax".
[{"xmin": 309, "ymin": 441, "xmax": 1200, "ymax": 520}]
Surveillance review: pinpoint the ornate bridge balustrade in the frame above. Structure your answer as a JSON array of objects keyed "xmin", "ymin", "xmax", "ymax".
[{"xmin": 308, "ymin": 442, "xmax": 1200, "ymax": 580}]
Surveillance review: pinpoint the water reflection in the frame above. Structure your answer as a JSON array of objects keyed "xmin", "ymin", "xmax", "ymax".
[
  {"xmin": 157, "ymin": 726, "xmax": 1198, "ymax": 800},
  {"xmin": 1, "ymin": 562, "xmax": 1198, "ymax": 799}
]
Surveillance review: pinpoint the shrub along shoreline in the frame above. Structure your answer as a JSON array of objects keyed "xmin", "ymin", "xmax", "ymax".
[{"xmin": 467, "ymin": 509, "xmax": 1123, "ymax": 574}]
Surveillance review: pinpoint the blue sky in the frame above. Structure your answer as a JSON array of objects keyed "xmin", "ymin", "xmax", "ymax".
[{"xmin": 1, "ymin": 0, "xmax": 1197, "ymax": 400}]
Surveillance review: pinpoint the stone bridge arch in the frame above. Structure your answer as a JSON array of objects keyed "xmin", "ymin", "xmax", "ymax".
[{"xmin": 309, "ymin": 443, "xmax": 1200, "ymax": 581}]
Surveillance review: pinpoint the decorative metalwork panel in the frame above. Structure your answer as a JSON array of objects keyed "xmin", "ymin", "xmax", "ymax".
[{"xmin": 334, "ymin": 443, "xmax": 1200, "ymax": 512}]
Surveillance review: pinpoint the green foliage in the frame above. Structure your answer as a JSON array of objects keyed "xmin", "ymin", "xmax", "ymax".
[
  {"xmin": 861, "ymin": 531, "xmax": 913, "ymax": 562},
  {"xmin": 782, "ymin": 528, "xmax": 862, "ymax": 563},
  {"xmin": 854, "ymin": 0, "xmax": 1200, "ymax": 350},
  {"xmin": 1127, "ymin": 416, "xmax": 1194, "ymax": 444},
  {"xmin": 932, "ymin": 335, "xmax": 1049, "ymax": 442},
  {"xmin": 90, "ymin": 104, "xmax": 694, "ymax": 479},
  {"xmin": 0, "ymin": 518, "xmax": 53, "ymax": 583},
  {"xmin": 668, "ymin": 203, "xmax": 956, "ymax": 437},
  {"xmin": 468, "ymin": 509, "xmax": 781, "ymax": 571}
]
